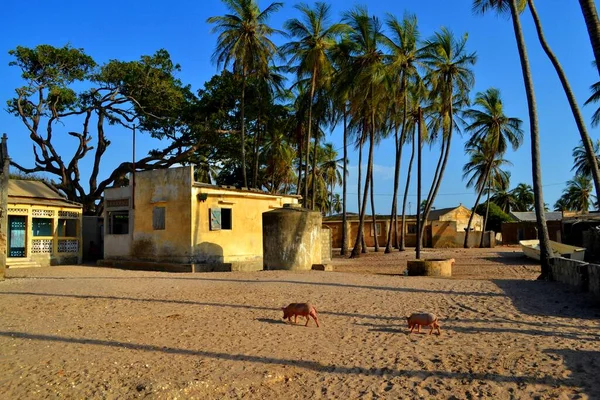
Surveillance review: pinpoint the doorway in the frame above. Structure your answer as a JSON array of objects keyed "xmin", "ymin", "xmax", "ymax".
[{"xmin": 8, "ymin": 215, "xmax": 26, "ymax": 257}]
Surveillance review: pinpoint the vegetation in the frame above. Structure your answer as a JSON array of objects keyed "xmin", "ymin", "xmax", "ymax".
[
  {"xmin": 475, "ymin": 202, "xmax": 513, "ymax": 233},
  {"xmin": 6, "ymin": 0, "xmax": 600, "ymax": 271}
]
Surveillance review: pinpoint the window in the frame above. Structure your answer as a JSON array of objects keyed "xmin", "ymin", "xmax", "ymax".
[
  {"xmin": 221, "ymin": 208, "xmax": 232, "ymax": 230},
  {"xmin": 153, "ymin": 207, "xmax": 166, "ymax": 230},
  {"xmin": 209, "ymin": 207, "xmax": 232, "ymax": 231},
  {"xmin": 407, "ymin": 224, "xmax": 417, "ymax": 234},
  {"xmin": 58, "ymin": 219, "xmax": 78, "ymax": 237},
  {"xmin": 32, "ymin": 218, "xmax": 53, "ymax": 236},
  {"xmin": 108, "ymin": 211, "xmax": 129, "ymax": 234}
]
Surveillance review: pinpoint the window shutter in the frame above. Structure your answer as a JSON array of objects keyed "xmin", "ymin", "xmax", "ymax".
[
  {"xmin": 153, "ymin": 207, "xmax": 166, "ymax": 230},
  {"xmin": 210, "ymin": 208, "xmax": 222, "ymax": 230}
]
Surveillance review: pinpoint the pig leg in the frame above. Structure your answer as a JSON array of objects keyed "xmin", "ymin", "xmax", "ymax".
[
  {"xmin": 305, "ymin": 316, "xmax": 310, "ymax": 326},
  {"xmin": 409, "ymin": 323, "xmax": 416, "ymax": 333},
  {"xmin": 294, "ymin": 315, "xmax": 298, "ymax": 324},
  {"xmin": 434, "ymin": 322, "xmax": 441, "ymax": 335},
  {"xmin": 311, "ymin": 312, "xmax": 319, "ymax": 328},
  {"xmin": 417, "ymin": 324, "xmax": 421, "ymax": 333}
]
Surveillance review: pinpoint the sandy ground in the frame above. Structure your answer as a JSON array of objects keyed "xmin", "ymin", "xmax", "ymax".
[{"xmin": 1, "ymin": 247, "xmax": 600, "ymax": 399}]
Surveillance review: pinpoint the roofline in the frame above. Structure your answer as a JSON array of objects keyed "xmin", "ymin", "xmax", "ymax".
[{"xmin": 193, "ymin": 182, "xmax": 302, "ymax": 199}]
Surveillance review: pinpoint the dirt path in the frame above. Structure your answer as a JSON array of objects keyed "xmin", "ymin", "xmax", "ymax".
[{"xmin": 1, "ymin": 248, "xmax": 599, "ymax": 399}]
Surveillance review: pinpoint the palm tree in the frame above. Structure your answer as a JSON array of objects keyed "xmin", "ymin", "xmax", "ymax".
[
  {"xmin": 586, "ymin": 79, "xmax": 600, "ymax": 127},
  {"xmin": 208, "ymin": 0, "xmax": 283, "ymax": 188},
  {"xmin": 473, "ymin": 0, "xmax": 553, "ymax": 279},
  {"xmin": 382, "ymin": 13, "xmax": 422, "ymax": 253},
  {"xmin": 418, "ymin": 27, "xmax": 476, "ymax": 248},
  {"xmin": 282, "ymin": 2, "xmax": 347, "ymax": 209},
  {"xmin": 491, "ymin": 183, "xmax": 519, "ymax": 213},
  {"xmin": 525, "ymin": 0, "xmax": 600, "ymax": 205},
  {"xmin": 462, "ymin": 88, "xmax": 523, "ymax": 247},
  {"xmin": 341, "ymin": 6, "xmax": 387, "ymax": 258},
  {"xmin": 577, "ymin": 0, "xmax": 600, "ymax": 75},
  {"xmin": 556, "ymin": 175, "xmax": 595, "ymax": 212},
  {"xmin": 462, "ymin": 140, "xmax": 512, "ymax": 247},
  {"xmin": 511, "ymin": 183, "xmax": 534, "ymax": 211},
  {"xmin": 553, "ymin": 196, "xmax": 570, "ymax": 212},
  {"xmin": 320, "ymin": 142, "xmax": 344, "ymax": 215},
  {"xmin": 572, "ymin": 139, "xmax": 600, "ymax": 178}
]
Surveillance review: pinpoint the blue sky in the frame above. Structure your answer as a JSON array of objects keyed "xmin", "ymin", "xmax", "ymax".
[{"xmin": 0, "ymin": 0, "xmax": 598, "ymax": 214}]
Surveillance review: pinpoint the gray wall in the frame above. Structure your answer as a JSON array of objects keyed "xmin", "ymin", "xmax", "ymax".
[{"xmin": 549, "ymin": 257, "xmax": 600, "ymax": 298}]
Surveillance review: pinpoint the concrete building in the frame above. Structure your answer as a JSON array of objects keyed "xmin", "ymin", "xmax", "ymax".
[
  {"xmin": 324, "ymin": 205, "xmax": 486, "ymax": 249},
  {"xmin": 501, "ymin": 211, "xmax": 563, "ymax": 245},
  {"xmin": 5, "ymin": 179, "xmax": 83, "ymax": 267},
  {"xmin": 102, "ymin": 166, "xmax": 302, "ymax": 271}
]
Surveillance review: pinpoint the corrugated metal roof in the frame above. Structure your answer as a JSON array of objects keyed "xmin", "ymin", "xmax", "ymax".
[
  {"xmin": 510, "ymin": 211, "xmax": 562, "ymax": 221},
  {"xmin": 7, "ymin": 180, "xmax": 82, "ymax": 208}
]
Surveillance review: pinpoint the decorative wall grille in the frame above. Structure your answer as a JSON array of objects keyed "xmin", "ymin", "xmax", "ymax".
[
  {"xmin": 8, "ymin": 208, "xmax": 27, "ymax": 214},
  {"xmin": 31, "ymin": 239, "xmax": 53, "ymax": 254},
  {"xmin": 32, "ymin": 209, "xmax": 54, "ymax": 217},
  {"xmin": 58, "ymin": 211, "xmax": 79, "ymax": 218},
  {"xmin": 58, "ymin": 239, "xmax": 79, "ymax": 253},
  {"xmin": 106, "ymin": 199, "xmax": 130, "ymax": 208}
]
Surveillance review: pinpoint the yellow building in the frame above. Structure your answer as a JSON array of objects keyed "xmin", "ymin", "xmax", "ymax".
[
  {"xmin": 103, "ymin": 166, "xmax": 301, "ymax": 271},
  {"xmin": 6, "ymin": 179, "xmax": 83, "ymax": 267}
]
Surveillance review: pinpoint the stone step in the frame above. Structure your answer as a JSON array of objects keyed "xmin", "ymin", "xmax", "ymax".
[{"xmin": 6, "ymin": 259, "xmax": 43, "ymax": 269}]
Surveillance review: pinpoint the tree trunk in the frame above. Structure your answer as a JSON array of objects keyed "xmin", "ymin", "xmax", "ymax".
[
  {"xmin": 305, "ymin": 68, "xmax": 318, "ymax": 209},
  {"xmin": 528, "ymin": 0, "xmax": 600, "ymax": 207},
  {"xmin": 385, "ymin": 125, "xmax": 401, "ymax": 253},
  {"xmin": 370, "ymin": 154, "xmax": 379, "ymax": 252},
  {"xmin": 480, "ymin": 185, "xmax": 492, "ymax": 248},
  {"xmin": 400, "ymin": 125, "xmax": 416, "ymax": 251},
  {"xmin": 419, "ymin": 119, "xmax": 451, "ymax": 249},
  {"xmin": 351, "ymin": 130, "xmax": 375, "ymax": 258},
  {"xmin": 510, "ymin": 0, "xmax": 553, "ymax": 279},
  {"xmin": 578, "ymin": 0, "xmax": 600, "ymax": 76},
  {"xmin": 311, "ymin": 123, "xmax": 319, "ymax": 211},
  {"xmin": 252, "ymin": 108, "xmax": 261, "ymax": 189},
  {"xmin": 341, "ymin": 107, "xmax": 349, "ymax": 256},
  {"xmin": 241, "ymin": 72, "xmax": 248, "ymax": 188},
  {"xmin": 416, "ymin": 107, "xmax": 423, "ymax": 259},
  {"xmin": 464, "ymin": 164, "xmax": 492, "ymax": 248},
  {"xmin": 357, "ymin": 124, "xmax": 368, "ymax": 254},
  {"xmin": 296, "ymin": 127, "xmax": 303, "ymax": 196}
]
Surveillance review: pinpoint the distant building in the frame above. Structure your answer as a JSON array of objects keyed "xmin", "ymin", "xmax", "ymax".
[
  {"xmin": 5, "ymin": 179, "xmax": 83, "ymax": 267},
  {"xmin": 501, "ymin": 211, "xmax": 563, "ymax": 244},
  {"xmin": 323, "ymin": 204, "xmax": 487, "ymax": 248}
]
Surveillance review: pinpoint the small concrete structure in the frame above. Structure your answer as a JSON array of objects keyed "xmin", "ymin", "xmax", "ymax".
[
  {"xmin": 263, "ymin": 204, "xmax": 323, "ymax": 271},
  {"xmin": 549, "ymin": 257, "xmax": 600, "ymax": 298},
  {"xmin": 407, "ymin": 258, "xmax": 454, "ymax": 277}
]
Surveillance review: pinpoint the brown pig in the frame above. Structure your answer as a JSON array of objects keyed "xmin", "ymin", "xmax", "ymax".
[
  {"xmin": 282, "ymin": 303, "xmax": 319, "ymax": 327},
  {"xmin": 406, "ymin": 312, "xmax": 441, "ymax": 335}
]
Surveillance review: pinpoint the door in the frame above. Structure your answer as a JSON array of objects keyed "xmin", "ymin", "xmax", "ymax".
[{"xmin": 8, "ymin": 215, "xmax": 26, "ymax": 257}]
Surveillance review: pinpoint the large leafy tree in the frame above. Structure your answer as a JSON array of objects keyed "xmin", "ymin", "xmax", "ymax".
[
  {"xmin": 207, "ymin": 0, "xmax": 283, "ymax": 188},
  {"xmin": 418, "ymin": 27, "xmax": 476, "ymax": 248},
  {"xmin": 7, "ymin": 45, "xmax": 199, "ymax": 214},
  {"xmin": 473, "ymin": 0, "xmax": 553, "ymax": 279},
  {"xmin": 462, "ymin": 88, "xmax": 523, "ymax": 247},
  {"xmin": 282, "ymin": 2, "xmax": 347, "ymax": 208}
]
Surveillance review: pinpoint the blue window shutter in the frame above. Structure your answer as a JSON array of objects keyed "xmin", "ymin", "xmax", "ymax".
[{"xmin": 210, "ymin": 208, "xmax": 222, "ymax": 230}]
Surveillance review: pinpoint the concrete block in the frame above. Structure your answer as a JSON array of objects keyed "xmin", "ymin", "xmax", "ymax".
[{"xmin": 311, "ymin": 264, "xmax": 333, "ymax": 271}]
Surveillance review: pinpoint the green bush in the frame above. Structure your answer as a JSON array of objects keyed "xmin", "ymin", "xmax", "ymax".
[{"xmin": 475, "ymin": 202, "xmax": 513, "ymax": 232}]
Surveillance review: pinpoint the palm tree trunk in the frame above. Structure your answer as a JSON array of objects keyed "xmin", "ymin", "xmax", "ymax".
[
  {"xmin": 296, "ymin": 126, "xmax": 303, "ymax": 196},
  {"xmin": 509, "ymin": 0, "xmax": 553, "ymax": 279},
  {"xmin": 311, "ymin": 123, "xmax": 319, "ymax": 211},
  {"xmin": 480, "ymin": 183, "xmax": 492, "ymax": 248},
  {"xmin": 384, "ymin": 125, "xmax": 404, "ymax": 254},
  {"xmin": 400, "ymin": 125, "xmax": 416, "ymax": 251},
  {"xmin": 341, "ymin": 107, "xmax": 349, "ymax": 256},
  {"xmin": 419, "ymin": 124, "xmax": 450, "ymax": 248},
  {"xmin": 370, "ymin": 154, "xmax": 379, "ymax": 252},
  {"xmin": 528, "ymin": 0, "xmax": 600, "ymax": 206},
  {"xmin": 252, "ymin": 108, "xmax": 262, "ymax": 189},
  {"xmin": 578, "ymin": 0, "xmax": 600, "ymax": 76},
  {"xmin": 241, "ymin": 71, "xmax": 248, "ymax": 188},
  {"xmin": 304, "ymin": 68, "xmax": 317, "ymax": 209},
  {"xmin": 464, "ymin": 164, "xmax": 492, "ymax": 248},
  {"xmin": 357, "ymin": 125, "xmax": 368, "ymax": 254},
  {"xmin": 351, "ymin": 130, "xmax": 375, "ymax": 258}
]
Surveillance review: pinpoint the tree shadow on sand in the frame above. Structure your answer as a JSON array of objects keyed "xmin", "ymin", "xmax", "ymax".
[
  {"xmin": 492, "ymin": 279, "xmax": 600, "ymax": 320},
  {"xmin": 0, "ymin": 330, "xmax": 582, "ymax": 391}
]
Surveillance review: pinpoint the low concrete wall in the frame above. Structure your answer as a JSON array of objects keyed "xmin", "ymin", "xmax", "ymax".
[
  {"xmin": 321, "ymin": 227, "xmax": 332, "ymax": 263},
  {"xmin": 104, "ymin": 234, "xmax": 132, "ymax": 259},
  {"xmin": 549, "ymin": 257, "xmax": 600, "ymax": 298}
]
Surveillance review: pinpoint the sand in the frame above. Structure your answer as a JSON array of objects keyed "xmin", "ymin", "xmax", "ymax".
[{"xmin": 1, "ymin": 246, "xmax": 599, "ymax": 399}]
